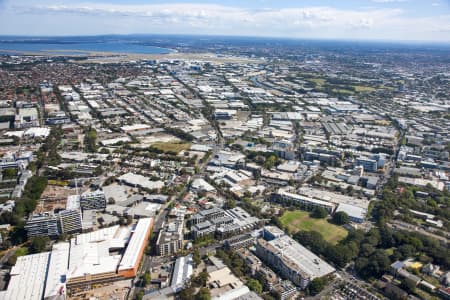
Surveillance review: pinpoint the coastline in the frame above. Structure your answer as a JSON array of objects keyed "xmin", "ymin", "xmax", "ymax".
[
  {"xmin": 0, "ymin": 45, "xmax": 176, "ymax": 57},
  {"xmin": 0, "ymin": 48, "xmax": 260, "ymax": 64}
]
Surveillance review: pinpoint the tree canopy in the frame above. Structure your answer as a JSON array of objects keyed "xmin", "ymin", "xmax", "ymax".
[
  {"xmin": 308, "ymin": 277, "xmax": 327, "ymax": 295},
  {"xmin": 30, "ymin": 236, "xmax": 49, "ymax": 253},
  {"xmin": 332, "ymin": 211, "xmax": 350, "ymax": 225},
  {"xmin": 247, "ymin": 279, "xmax": 263, "ymax": 294},
  {"xmin": 310, "ymin": 207, "xmax": 328, "ymax": 218}
]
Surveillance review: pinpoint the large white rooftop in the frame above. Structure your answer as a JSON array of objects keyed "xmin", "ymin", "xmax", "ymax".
[
  {"xmin": 298, "ymin": 187, "xmax": 369, "ymax": 210},
  {"xmin": 171, "ymin": 254, "xmax": 193, "ymax": 292},
  {"xmin": 278, "ymin": 190, "xmax": 336, "ymax": 209},
  {"xmin": 121, "ymin": 124, "xmax": 151, "ymax": 132},
  {"xmin": 191, "ymin": 178, "xmax": 216, "ymax": 192},
  {"xmin": 336, "ymin": 203, "xmax": 367, "ymax": 220},
  {"xmin": 68, "ymin": 241, "xmax": 122, "ymax": 279},
  {"xmin": 266, "ymin": 235, "xmax": 335, "ymax": 279},
  {"xmin": 118, "ymin": 172, "xmax": 164, "ymax": 190},
  {"xmin": 0, "ymin": 252, "xmax": 50, "ymax": 300},
  {"xmin": 24, "ymin": 127, "xmax": 51, "ymax": 138},
  {"xmin": 66, "ymin": 194, "xmax": 80, "ymax": 210},
  {"xmin": 44, "ymin": 242, "xmax": 70, "ymax": 299},
  {"xmin": 68, "ymin": 225, "xmax": 132, "ymax": 279},
  {"xmin": 118, "ymin": 218, "xmax": 153, "ymax": 272},
  {"xmin": 212, "ymin": 285, "xmax": 252, "ymax": 300},
  {"xmin": 3, "ymin": 222, "xmax": 152, "ymax": 299}
]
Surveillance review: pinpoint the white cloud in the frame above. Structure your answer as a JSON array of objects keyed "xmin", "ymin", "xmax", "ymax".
[
  {"xmin": 1, "ymin": 2, "xmax": 449, "ymax": 41},
  {"xmin": 431, "ymin": 2, "xmax": 440, "ymax": 6},
  {"xmin": 11, "ymin": 3, "xmax": 403, "ymax": 30}
]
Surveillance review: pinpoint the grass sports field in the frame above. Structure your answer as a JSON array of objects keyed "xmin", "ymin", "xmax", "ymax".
[
  {"xmin": 353, "ymin": 85, "xmax": 376, "ymax": 93},
  {"xmin": 151, "ymin": 142, "xmax": 190, "ymax": 154},
  {"xmin": 280, "ymin": 210, "xmax": 348, "ymax": 245}
]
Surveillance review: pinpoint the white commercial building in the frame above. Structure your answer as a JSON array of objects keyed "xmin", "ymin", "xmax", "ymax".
[
  {"xmin": 212, "ymin": 286, "xmax": 262, "ymax": 300},
  {"xmin": 1, "ymin": 219, "xmax": 154, "ymax": 299},
  {"xmin": 0, "ymin": 252, "xmax": 50, "ymax": 300},
  {"xmin": 118, "ymin": 172, "xmax": 164, "ymax": 190},
  {"xmin": 24, "ymin": 127, "xmax": 51, "ymax": 138},
  {"xmin": 118, "ymin": 217, "xmax": 153, "ymax": 274},
  {"xmin": 44, "ymin": 242, "xmax": 70, "ymax": 300},
  {"xmin": 171, "ymin": 255, "xmax": 194, "ymax": 293},
  {"xmin": 256, "ymin": 228, "xmax": 335, "ymax": 289},
  {"xmin": 67, "ymin": 225, "xmax": 129, "ymax": 283},
  {"xmin": 335, "ymin": 203, "xmax": 367, "ymax": 223},
  {"xmin": 273, "ymin": 190, "xmax": 336, "ymax": 213},
  {"xmin": 120, "ymin": 124, "xmax": 151, "ymax": 133},
  {"xmin": 191, "ymin": 178, "xmax": 216, "ymax": 193}
]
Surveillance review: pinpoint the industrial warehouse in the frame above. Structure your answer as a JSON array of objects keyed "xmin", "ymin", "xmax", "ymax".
[{"xmin": 0, "ymin": 218, "xmax": 153, "ymax": 300}]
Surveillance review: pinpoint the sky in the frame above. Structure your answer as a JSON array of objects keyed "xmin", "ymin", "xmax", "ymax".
[{"xmin": 0, "ymin": 0, "xmax": 449, "ymax": 42}]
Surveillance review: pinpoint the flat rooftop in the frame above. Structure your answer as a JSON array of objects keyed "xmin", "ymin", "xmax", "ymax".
[
  {"xmin": 336, "ymin": 203, "xmax": 367, "ymax": 220},
  {"xmin": 0, "ymin": 252, "xmax": 50, "ymax": 300},
  {"xmin": 68, "ymin": 225, "xmax": 132, "ymax": 280},
  {"xmin": 298, "ymin": 187, "xmax": 369, "ymax": 209},
  {"xmin": 171, "ymin": 255, "xmax": 193, "ymax": 292},
  {"xmin": 118, "ymin": 218, "xmax": 153, "ymax": 272},
  {"xmin": 262, "ymin": 235, "xmax": 335, "ymax": 279},
  {"xmin": 277, "ymin": 190, "xmax": 336, "ymax": 209},
  {"xmin": 44, "ymin": 242, "xmax": 70, "ymax": 299}
]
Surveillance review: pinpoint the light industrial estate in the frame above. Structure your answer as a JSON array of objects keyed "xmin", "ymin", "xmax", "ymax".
[
  {"xmin": 0, "ymin": 218, "xmax": 153, "ymax": 299},
  {"xmin": 0, "ymin": 35, "xmax": 448, "ymax": 300}
]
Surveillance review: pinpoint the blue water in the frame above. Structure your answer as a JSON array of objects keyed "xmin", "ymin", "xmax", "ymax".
[
  {"xmin": 2, "ymin": 34, "xmax": 447, "ymax": 56},
  {"xmin": 0, "ymin": 38, "xmax": 173, "ymax": 55}
]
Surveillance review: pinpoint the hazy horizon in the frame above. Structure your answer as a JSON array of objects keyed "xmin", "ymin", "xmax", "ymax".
[
  {"xmin": 0, "ymin": 33, "xmax": 449, "ymax": 47},
  {"xmin": 0, "ymin": 0, "xmax": 449, "ymax": 43}
]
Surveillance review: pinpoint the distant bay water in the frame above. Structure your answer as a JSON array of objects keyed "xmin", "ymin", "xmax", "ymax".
[{"xmin": 0, "ymin": 37, "xmax": 174, "ymax": 55}]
